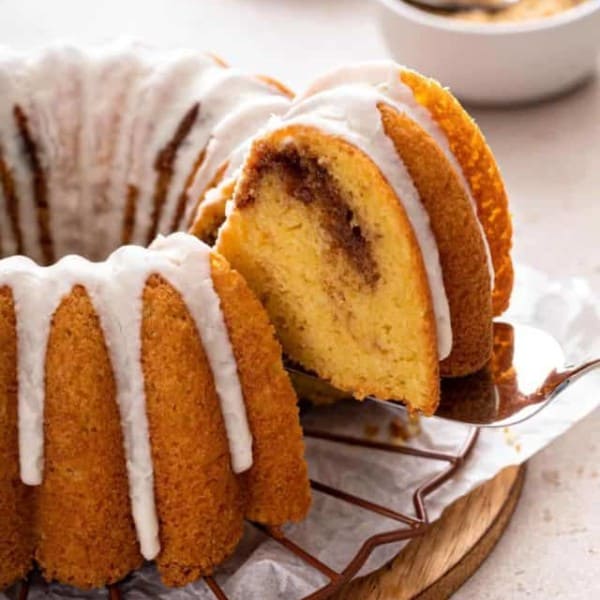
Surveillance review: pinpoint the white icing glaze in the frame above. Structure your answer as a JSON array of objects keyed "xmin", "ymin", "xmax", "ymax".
[
  {"xmin": 80, "ymin": 43, "xmax": 150, "ymax": 260},
  {"xmin": 25, "ymin": 47, "xmax": 87, "ymax": 260},
  {"xmin": 0, "ymin": 42, "xmax": 290, "ymax": 262},
  {"xmin": 179, "ymin": 87, "xmax": 291, "ymax": 229},
  {"xmin": 105, "ymin": 48, "xmax": 290, "ymax": 248},
  {"xmin": 0, "ymin": 232, "xmax": 252, "ymax": 560},
  {"xmin": 104, "ymin": 46, "xmax": 155, "ymax": 258},
  {"xmin": 299, "ymin": 61, "xmax": 494, "ymax": 282},
  {"xmin": 124, "ymin": 51, "xmax": 215, "ymax": 246},
  {"xmin": 268, "ymin": 86, "xmax": 454, "ymax": 359},
  {"xmin": 149, "ymin": 234, "xmax": 252, "ymax": 475}
]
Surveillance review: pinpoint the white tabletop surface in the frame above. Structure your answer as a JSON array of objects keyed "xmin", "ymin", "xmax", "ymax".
[{"xmin": 2, "ymin": 0, "xmax": 598, "ymax": 597}]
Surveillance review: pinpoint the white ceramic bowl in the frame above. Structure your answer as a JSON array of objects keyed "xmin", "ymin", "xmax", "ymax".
[{"xmin": 374, "ymin": 0, "xmax": 600, "ymax": 105}]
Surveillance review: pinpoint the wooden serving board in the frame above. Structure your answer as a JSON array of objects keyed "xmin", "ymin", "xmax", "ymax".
[{"xmin": 334, "ymin": 465, "xmax": 526, "ymax": 599}]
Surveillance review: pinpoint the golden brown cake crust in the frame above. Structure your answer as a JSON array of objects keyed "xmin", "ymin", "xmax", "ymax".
[
  {"xmin": 210, "ymin": 252, "xmax": 311, "ymax": 525},
  {"xmin": 0, "ymin": 287, "xmax": 34, "ymax": 589},
  {"xmin": 142, "ymin": 275, "xmax": 244, "ymax": 587},
  {"xmin": 36, "ymin": 286, "xmax": 141, "ymax": 588},
  {"xmin": 400, "ymin": 69, "xmax": 513, "ymax": 316},
  {"xmin": 378, "ymin": 103, "xmax": 493, "ymax": 376},
  {"xmin": 256, "ymin": 75, "xmax": 294, "ymax": 99}
]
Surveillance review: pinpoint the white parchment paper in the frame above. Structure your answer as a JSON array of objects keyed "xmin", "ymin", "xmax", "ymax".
[{"xmin": 4, "ymin": 264, "xmax": 599, "ymax": 600}]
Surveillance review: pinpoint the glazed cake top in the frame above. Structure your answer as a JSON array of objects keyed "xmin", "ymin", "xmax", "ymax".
[{"xmin": 0, "ymin": 41, "xmax": 291, "ymax": 263}]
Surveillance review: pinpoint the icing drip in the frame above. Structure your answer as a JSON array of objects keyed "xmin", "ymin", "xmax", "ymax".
[
  {"xmin": 0, "ymin": 232, "xmax": 252, "ymax": 560},
  {"xmin": 104, "ymin": 48, "xmax": 291, "ymax": 252},
  {"xmin": 123, "ymin": 52, "xmax": 216, "ymax": 246},
  {"xmin": 180, "ymin": 92, "xmax": 291, "ymax": 229},
  {"xmin": 272, "ymin": 87, "xmax": 454, "ymax": 359},
  {"xmin": 81, "ymin": 43, "xmax": 151, "ymax": 261},
  {"xmin": 149, "ymin": 234, "xmax": 252, "ymax": 474},
  {"xmin": 24, "ymin": 47, "xmax": 83, "ymax": 263},
  {"xmin": 105, "ymin": 47, "xmax": 155, "ymax": 255},
  {"xmin": 299, "ymin": 61, "xmax": 495, "ymax": 282}
]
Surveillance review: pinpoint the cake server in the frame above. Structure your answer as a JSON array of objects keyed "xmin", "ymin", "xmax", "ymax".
[{"xmin": 287, "ymin": 321, "xmax": 600, "ymax": 428}]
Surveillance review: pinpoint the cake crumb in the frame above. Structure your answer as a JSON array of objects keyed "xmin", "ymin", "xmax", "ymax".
[
  {"xmin": 389, "ymin": 413, "xmax": 422, "ymax": 444},
  {"xmin": 267, "ymin": 525, "xmax": 285, "ymax": 540},
  {"xmin": 407, "ymin": 412, "xmax": 422, "ymax": 437},
  {"xmin": 389, "ymin": 417, "xmax": 409, "ymax": 443},
  {"xmin": 364, "ymin": 423, "xmax": 380, "ymax": 438},
  {"xmin": 541, "ymin": 469, "xmax": 561, "ymax": 488},
  {"xmin": 502, "ymin": 427, "xmax": 522, "ymax": 452}
]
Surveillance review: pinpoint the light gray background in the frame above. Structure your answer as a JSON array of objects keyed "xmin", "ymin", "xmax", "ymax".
[{"xmin": 1, "ymin": 0, "xmax": 598, "ymax": 597}]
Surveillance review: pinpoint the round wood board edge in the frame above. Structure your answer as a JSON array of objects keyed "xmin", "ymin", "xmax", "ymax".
[{"xmin": 334, "ymin": 464, "xmax": 526, "ymax": 599}]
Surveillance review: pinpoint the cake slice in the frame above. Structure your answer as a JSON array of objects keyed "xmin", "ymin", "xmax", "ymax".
[{"xmin": 213, "ymin": 63, "xmax": 512, "ymax": 414}]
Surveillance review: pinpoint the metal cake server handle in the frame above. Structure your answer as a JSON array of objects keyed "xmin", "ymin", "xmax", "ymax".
[
  {"xmin": 434, "ymin": 321, "xmax": 600, "ymax": 427},
  {"xmin": 287, "ymin": 321, "xmax": 600, "ymax": 428}
]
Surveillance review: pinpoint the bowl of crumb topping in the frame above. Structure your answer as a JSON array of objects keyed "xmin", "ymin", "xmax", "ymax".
[{"xmin": 374, "ymin": 0, "xmax": 600, "ymax": 104}]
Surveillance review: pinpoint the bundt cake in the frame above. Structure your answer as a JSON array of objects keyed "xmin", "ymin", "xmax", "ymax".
[
  {"xmin": 210, "ymin": 61, "xmax": 513, "ymax": 415},
  {"xmin": 0, "ymin": 44, "xmax": 310, "ymax": 591}
]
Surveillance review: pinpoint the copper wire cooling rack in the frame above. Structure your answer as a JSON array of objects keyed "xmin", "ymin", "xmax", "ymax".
[{"xmin": 10, "ymin": 426, "xmax": 479, "ymax": 600}]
